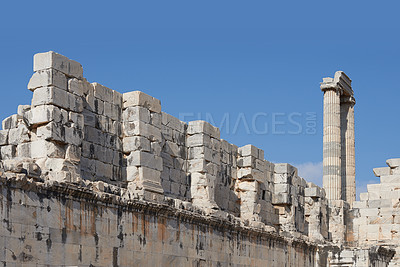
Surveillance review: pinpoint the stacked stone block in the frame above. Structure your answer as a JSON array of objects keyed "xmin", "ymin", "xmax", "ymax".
[
  {"xmin": 0, "ymin": 51, "xmax": 353, "ymax": 248},
  {"xmin": 236, "ymin": 145, "xmax": 277, "ymax": 226},
  {"xmin": 81, "ymin": 82, "xmax": 123, "ymax": 184},
  {"xmin": 352, "ymin": 159, "xmax": 400, "ymax": 265},
  {"xmin": 215, "ymin": 139, "xmax": 240, "ymax": 216},
  {"xmin": 160, "ymin": 112, "xmax": 189, "ymax": 200},
  {"xmin": 122, "ymin": 91, "xmax": 164, "ymax": 200},
  {"xmin": 186, "ymin": 121, "xmax": 220, "ymax": 209},
  {"xmin": 22, "ymin": 51, "xmax": 85, "ymax": 183},
  {"xmin": 305, "ymin": 183, "xmax": 329, "ymax": 241},
  {"xmin": 272, "ymin": 163, "xmax": 307, "ymax": 234}
]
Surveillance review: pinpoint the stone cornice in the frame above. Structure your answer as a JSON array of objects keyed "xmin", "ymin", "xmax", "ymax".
[{"xmin": 320, "ymin": 71, "xmax": 353, "ymax": 97}]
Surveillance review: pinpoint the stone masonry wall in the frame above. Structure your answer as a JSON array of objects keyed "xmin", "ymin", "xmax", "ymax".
[
  {"xmin": 0, "ymin": 51, "xmax": 331, "ymax": 238},
  {"xmin": 0, "ymin": 177, "xmax": 324, "ymax": 267},
  {"xmin": 351, "ymin": 158, "xmax": 400, "ymax": 266},
  {"xmin": 0, "ymin": 51, "xmax": 395, "ymax": 266}
]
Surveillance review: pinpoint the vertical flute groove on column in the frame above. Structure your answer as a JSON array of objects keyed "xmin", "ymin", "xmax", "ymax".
[{"xmin": 322, "ymin": 89, "xmax": 342, "ymax": 200}]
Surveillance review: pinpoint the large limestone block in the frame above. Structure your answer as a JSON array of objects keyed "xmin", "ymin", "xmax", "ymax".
[
  {"xmin": 8, "ymin": 124, "xmax": 30, "ymax": 145},
  {"xmin": 187, "ymin": 120, "xmax": 220, "ymax": 139},
  {"xmin": 25, "ymin": 105, "xmax": 65, "ymax": 126},
  {"xmin": 28, "ymin": 86, "xmax": 82, "ymax": 113},
  {"xmin": 28, "ymin": 69, "xmax": 67, "ymax": 91},
  {"xmin": 68, "ymin": 78, "xmax": 92, "ymax": 96},
  {"xmin": 0, "ymin": 130, "xmax": 8, "ymax": 145},
  {"xmin": 1, "ymin": 145, "xmax": 16, "ymax": 160},
  {"xmin": 127, "ymin": 151, "xmax": 163, "ymax": 171},
  {"xmin": 304, "ymin": 187, "xmax": 323, "ymax": 198},
  {"xmin": 387, "ymin": 158, "xmax": 400, "ymax": 168},
  {"xmin": 380, "ymin": 175, "xmax": 400, "ymax": 184},
  {"xmin": 237, "ymin": 167, "xmax": 264, "ymax": 181},
  {"xmin": 123, "ymin": 91, "xmax": 161, "ymax": 113},
  {"xmin": 238, "ymin": 144, "xmax": 263, "ymax": 159},
  {"xmin": 92, "ymin": 82, "xmax": 114, "ymax": 103},
  {"xmin": 186, "ymin": 133, "xmax": 211, "ymax": 147},
  {"xmin": 123, "ymin": 136, "xmax": 150, "ymax": 153},
  {"xmin": 2, "ymin": 114, "xmax": 18, "ymax": 130},
  {"xmin": 373, "ymin": 167, "xmax": 391, "ymax": 177},
  {"xmin": 30, "ymin": 140, "xmax": 65, "ymax": 159},
  {"xmin": 274, "ymin": 163, "xmax": 298, "ymax": 175},
  {"xmin": 123, "ymin": 106, "xmax": 150, "ymax": 123},
  {"xmin": 272, "ymin": 193, "xmax": 291, "ymax": 205},
  {"xmin": 161, "ymin": 112, "xmax": 187, "ymax": 133},
  {"xmin": 37, "ymin": 122, "xmax": 65, "ymax": 143},
  {"xmin": 122, "ymin": 121, "xmax": 161, "ymax": 142},
  {"xmin": 34, "ymin": 51, "xmax": 83, "ymax": 78}
]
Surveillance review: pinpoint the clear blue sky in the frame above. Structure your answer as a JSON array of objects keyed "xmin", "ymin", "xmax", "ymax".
[{"xmin": 1, "ymin": 1, "xmax": 399, "ymax": 196}]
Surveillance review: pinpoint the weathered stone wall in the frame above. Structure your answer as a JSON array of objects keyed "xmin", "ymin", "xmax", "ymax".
[
  {"xmin": 0, "ymin": 51, "xmax": 395, "ymax": 266},
  {"xmin": 0, "ymin": 177, "xmax": 324, "ymax": 267},
  {"xmin": 351, "ymin": 158, "xmax": 400, "ymax": 266}
]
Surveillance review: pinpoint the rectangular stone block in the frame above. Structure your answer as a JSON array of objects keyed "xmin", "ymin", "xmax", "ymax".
[
  {"xmin": 187, "ymin": 120, "xmax": 220, "ymax": 139},
  {"xmin": 92, "ymin": 82, "xmax": 114, "ymax": 103},
  {"xmin": 0, "ymin": 130, "xmax": 8, "ymax": 145},
  {"xmin": 34, "ymin": 51, "xmax": 83, "ymax": 78},
  {"xmin": 66, "ymin": 145, "xmax": 81, "ymax": 163},
  {"xmin": 237, "ymin": 156, "xmax": 255, "ymax": 168},
  {"xmin": 373, "ymin": 167, "xmax": 391, "ymax": 177},
  {"xmin": 123, "ymin": 136, "xmax": 151, "ymax": 153},
  {"xmin": 127, "ymin": 151, "xmax": 163, "ymax": 171},
  {"xmin": 85, "ymin": 94, "xmax": 104, "ymax": 115},
  {"xmin": 380, "ymin": 175, "xmax": 400, "ymax": 184},
  {"xmin": 32, "ymin": 86, "xmax": 68, "ymax": 109},
  {"xmin": 237, "ymin": 168, "xmax": 264, "ymax": 181},
  {"xmin": 64, "ymin": 127, "xmax": 83, "ymax": 146},
  {"xmin": 387, "ymin": 158, "xmax": 400, "ymax": 168},
  {"xmin": 123, "ymin": 106, "xmax": 150, "ymax": 123},
  {"xmin": 274, "ymin": 163, "xmax": 298, "ymax": 175},
  {"xmin": 16, "ymin": 142, "xmax": 31, "ymax": 158},
  {"xmin": 1, "ymin": 145, "xmax": 16, "ymax": 160},
  {"xmin": 69, "ymin": 112, "xmax": 84, "ymax": 130},
  {"xmin": 164, "ymin": 141, "xmax": 181, "ymax": 158},
  {"xmin": 17, "ymin": 105, "xmax": 31, "ymax": 119},
  {"xmin": 68, "ymin": 78, "xmax": 92, "ymax": 96},
  {"xmin": 122, "ymin": 121, "xmax": 161, "ymax": 142},
  {"xmin": 238, "ymin": 144, "xmax": 262, "ymax": 158},
  {"xmin": 2, "ymin": 114, "xmax": 18, "ymax": 130},
  {"xmin": 28, "ymin": 68, "xmax": 67, "ymax": 91},
  {"xmin": 113, "ymin": 90, "xmax": 123, "ymax": 107},
  {"xmin": 275, "ymin": 184, "xmax": 290, "ymax": 194},
  {"xmin": 305, "ymin": 187, "xmax": 322, "ymax": 198},
  {"xmin": 36, "ymin": 122, "xmax": 65, "ymax": 143},
  {"xmin": 84, "ymin": 126, "xmax": 104, "ymax": 146},
  {"xmin": 272, "ymin": 193, "xmax": 291, "ymax": 205},
  {"xmin": 186, "ymin": 133, "xmax": 211, "ymax": 148},
  {"xmin": 161, "ymin": 112, "xmax": 186, "ymax": 133},
  {"xmin": 8, "ymin": 124, "xmax": 30, "ymax": 145},
  {"xmin": 26, "ymin": 105, "xmax": 62, "ymax": 126},
  {"xmin": 123, "ymin": 91, "xmax": 161, "ymax": 113},
  {"xmin": 30, "ymin": 140, "xmax": 65, "ymax": 159},
  {"xmin": 150, "ymin": 141, "xmax": 162, "ymax": 156},
  {"xmin": 138, "ymin": 166, "xmax": 162, "ymax": 184}
]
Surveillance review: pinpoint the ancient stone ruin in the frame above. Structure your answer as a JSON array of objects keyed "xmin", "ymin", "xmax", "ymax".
[{"xmin": 0, "ymin": 51, "xmax": 398, "ymax": 266}]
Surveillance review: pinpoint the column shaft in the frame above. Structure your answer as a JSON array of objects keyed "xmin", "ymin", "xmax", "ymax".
[
  {"xmin": 323, "ymin": 89, "xmax": 342, "ymax": 200},
  {"xmin": 341, "ymin": 98, "xmax": 355, "ymax": 205}
]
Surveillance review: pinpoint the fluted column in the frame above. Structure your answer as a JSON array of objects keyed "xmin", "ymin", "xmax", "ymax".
[
  {"xmin": 341, "ymin": 96, "xmax": 356, "ymax": 205},
  {"xmin": 321, "ymin": 80, "xmax": 342, "ymax": 201}
]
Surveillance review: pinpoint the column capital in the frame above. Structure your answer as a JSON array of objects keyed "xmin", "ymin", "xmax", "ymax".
[{"xmin": 320, "ymin": 71, "xmax": 353, "ymax": 97}]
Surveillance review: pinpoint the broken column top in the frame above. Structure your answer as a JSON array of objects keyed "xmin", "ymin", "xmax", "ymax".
[{"xmin": 320, "ymin": 71, "xmax": 353, "ymax": 96}]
